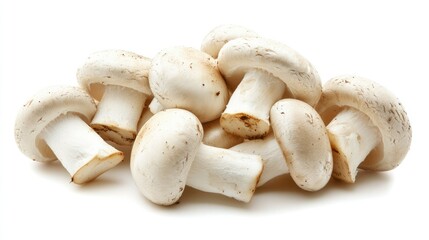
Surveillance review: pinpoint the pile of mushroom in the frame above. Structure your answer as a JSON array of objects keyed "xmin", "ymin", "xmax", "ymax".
[{"xmin": 14, "ymin": 25, "xmax": 412, "ymax": 206}]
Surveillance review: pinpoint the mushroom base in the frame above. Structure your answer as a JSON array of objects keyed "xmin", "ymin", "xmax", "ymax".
[
  {"xmin": 91, "ymin": 85, "xmax": 146, "ymax": 146},
  {"xmin": 220, "ymin": 69, "xmax": 286, "ymax": 139},
  {"xmin": 220, "ymin": 112, "xmax": 270, "ymax": 139},
  {"xmin": 327, "ymin": 107, "xmax": 381, "ymax": 183},
  {"xmin": 72, "ymin": 151, "xmax": 124, "ymax": 184},
  {"xmin": 41, "ymin": 113, "xmax": 124, "ymax": 184},
  {"xmin": 330, "ymin": 149, "xmax": 355, "ymax": 183}
]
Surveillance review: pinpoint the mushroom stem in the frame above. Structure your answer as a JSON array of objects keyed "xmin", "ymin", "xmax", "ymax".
[
  {"xmin": 221, "ymin": 69, "xmax": 286, "ymax": 138},
  {"xmin": 327, "ymin": 107, "xmax": 381, "ymax": 183},
  {"xmin": 91, "ymin": 85, "xmax": 146, "ymax": 145},
  {"xmin": 187, "ymin": 144, "xmax": 263, "ymax": 202},
  {"xmin": 230, "ymin": 133, "xmax": 289, "ymax": 187},
  {"xmin": 40, "ymin": 113, "xmax": 124, "ymax": 184}
]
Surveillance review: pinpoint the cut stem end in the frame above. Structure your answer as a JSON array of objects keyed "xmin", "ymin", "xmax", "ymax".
[{"xmin": 327, "ymin": 107, "xmax": 381, "ymax": 183}]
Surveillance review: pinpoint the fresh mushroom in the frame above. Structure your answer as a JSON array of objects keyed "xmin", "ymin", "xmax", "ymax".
[
  {"xmin": 201, "ymin": 24, "xmax": 258, "ymax": 59},
  {"xmin": 316, "ymin": 75, "xmax": 412, "ymax": 183},
  {"xmin": 77, "ymin": 49, "xmax": 152, "ymax": 145},
  {"xmin": 217, "ymin": 37, "xmax": 322, "ymax": 138},
  {"xmin": 130, "ymin": 108, "xmax": 263, "ymax": 206},
  {"xmin": 14, "ymin": 86, "xmax": 124, "ymax": 184},
  {"xmin": 270, "ymin": 99, "xmax": 332, "ymax": 191},
  {"xmin": 230, "ymin": 133, "xmax": 288, "ymax": 187},
  {"xmin": 149, "ymin": 47, "xmax": 229, "ymax": 123},
  {"xmin": 199, "ymin": 25, "xmax": 257, "ymax": 147},
  {"xmin": 202, "ymin": 119, "xmax": 244, "ymax": 148}
]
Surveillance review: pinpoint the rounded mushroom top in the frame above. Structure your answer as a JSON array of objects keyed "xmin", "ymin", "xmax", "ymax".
[
  {"xmin": 218, "ymin": 37, "xmax": 322, "ymax": 106},
  {"xmin": 270, "ymin": 99, "xmax": 333, "ymax": 191},
  {"xmin": 201, "ymin": 24, "xmax": 259, "ymax": 59},
  {"xmin": 77, "ymin": 49, "xmax": 152, "ymax": 101},
  {"xmin": 149, "ymin": 47, "xmax": 229, "ymax": 123},
  {"xmin": 316, "ymin": 75, "xmax": 412, "ymax": 171},
  {"xmin": 15, "ymin": 86, "xmax": 96, "ymax": 162},
  {"xmin": 130, "ymin": 108, "xmax": 203, "ymax": 205}
]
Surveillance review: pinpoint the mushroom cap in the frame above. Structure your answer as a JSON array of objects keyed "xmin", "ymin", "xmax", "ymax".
[
  {"xmin": 201, "ymin": 24, "xmax": 258, "ymax": 59},
  {"xmin": 217, "ymin": 37, "xmax": 322, "ymax": 106},
  {"xmin": 270, "ymin": 99, "xmax": 333, "ymax": 191},
  {"xmin": 77, "ymin": 49, "xmax": 152, "ymax": 101},
  {"xmin": 15, "ymin": 86, "xmax": 96, "ymax": 162},
  {"xmin": 130, "ymin": 109, "xmax": 203, "ymax": 205},
  {"xmin": 149, "ymin": 47, "xmax": 229, "ymax": 123},
  {"xmin": 316, "ymin": 75, "xmax": 412, "ymax": 171}
]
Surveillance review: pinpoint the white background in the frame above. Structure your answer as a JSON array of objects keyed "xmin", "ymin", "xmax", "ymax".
[{"xmin": 1, "ymin": 0, "xmax": 428, "ymax": 239}]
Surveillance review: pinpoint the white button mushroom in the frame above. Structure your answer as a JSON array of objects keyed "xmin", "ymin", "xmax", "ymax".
[
  {"xmin": 77, "ymin": 50, "xmax": 152, "ymax": 145},
  {"xmin": 14, "ymin": 86, "xmax": 124, "ymax": 184},
  {"xmin": 201, "ymin": 24, "xmax": 259, "ymax": 59},
  {"xmin": 149, "ymin": 47, "xmax": 229, "ymax": 123},
  {"xmin": 217, "ymin": 37, "xmax": 322, "ymax": 138},
  {"xmin": 230, "ymin": 133, "xmax": 289, "ymax": 187},
  {"xmin": 199, "ymin": 25, "xmax": 258, "ymax": 147},
  {"xmin": 270, "ymin": 99, "xmax": 333, "ymax": 191},
  {"xmin": 316, "ymin": 75, "xmax": 412, "ymax": 183},
  {"xmin": 130, "ymin": 109, "xmax": 263, "ymax": 206}
]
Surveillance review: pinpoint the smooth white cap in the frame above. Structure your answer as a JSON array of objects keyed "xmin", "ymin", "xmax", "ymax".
[
  {"xmin": 131, "ymin": 109, "xmax": 203, "ymax": 205},
  {"xmin": 77, "ymin": 49, "xmax": 152, "ymax": 100},
  {"xmin": 201, "ymin": 24, "xmax": 258, "ymax": 58},
  {"xmin": 217, "ymin": 37, "xmax": 322, "ymax": 105},
  {"xmin": 271, "ymin": 99, "xmax": 333, "ymax": 191},
  {"xmin": 149, "ymin": 47, "xmax": 229, "ymax": 123}
]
